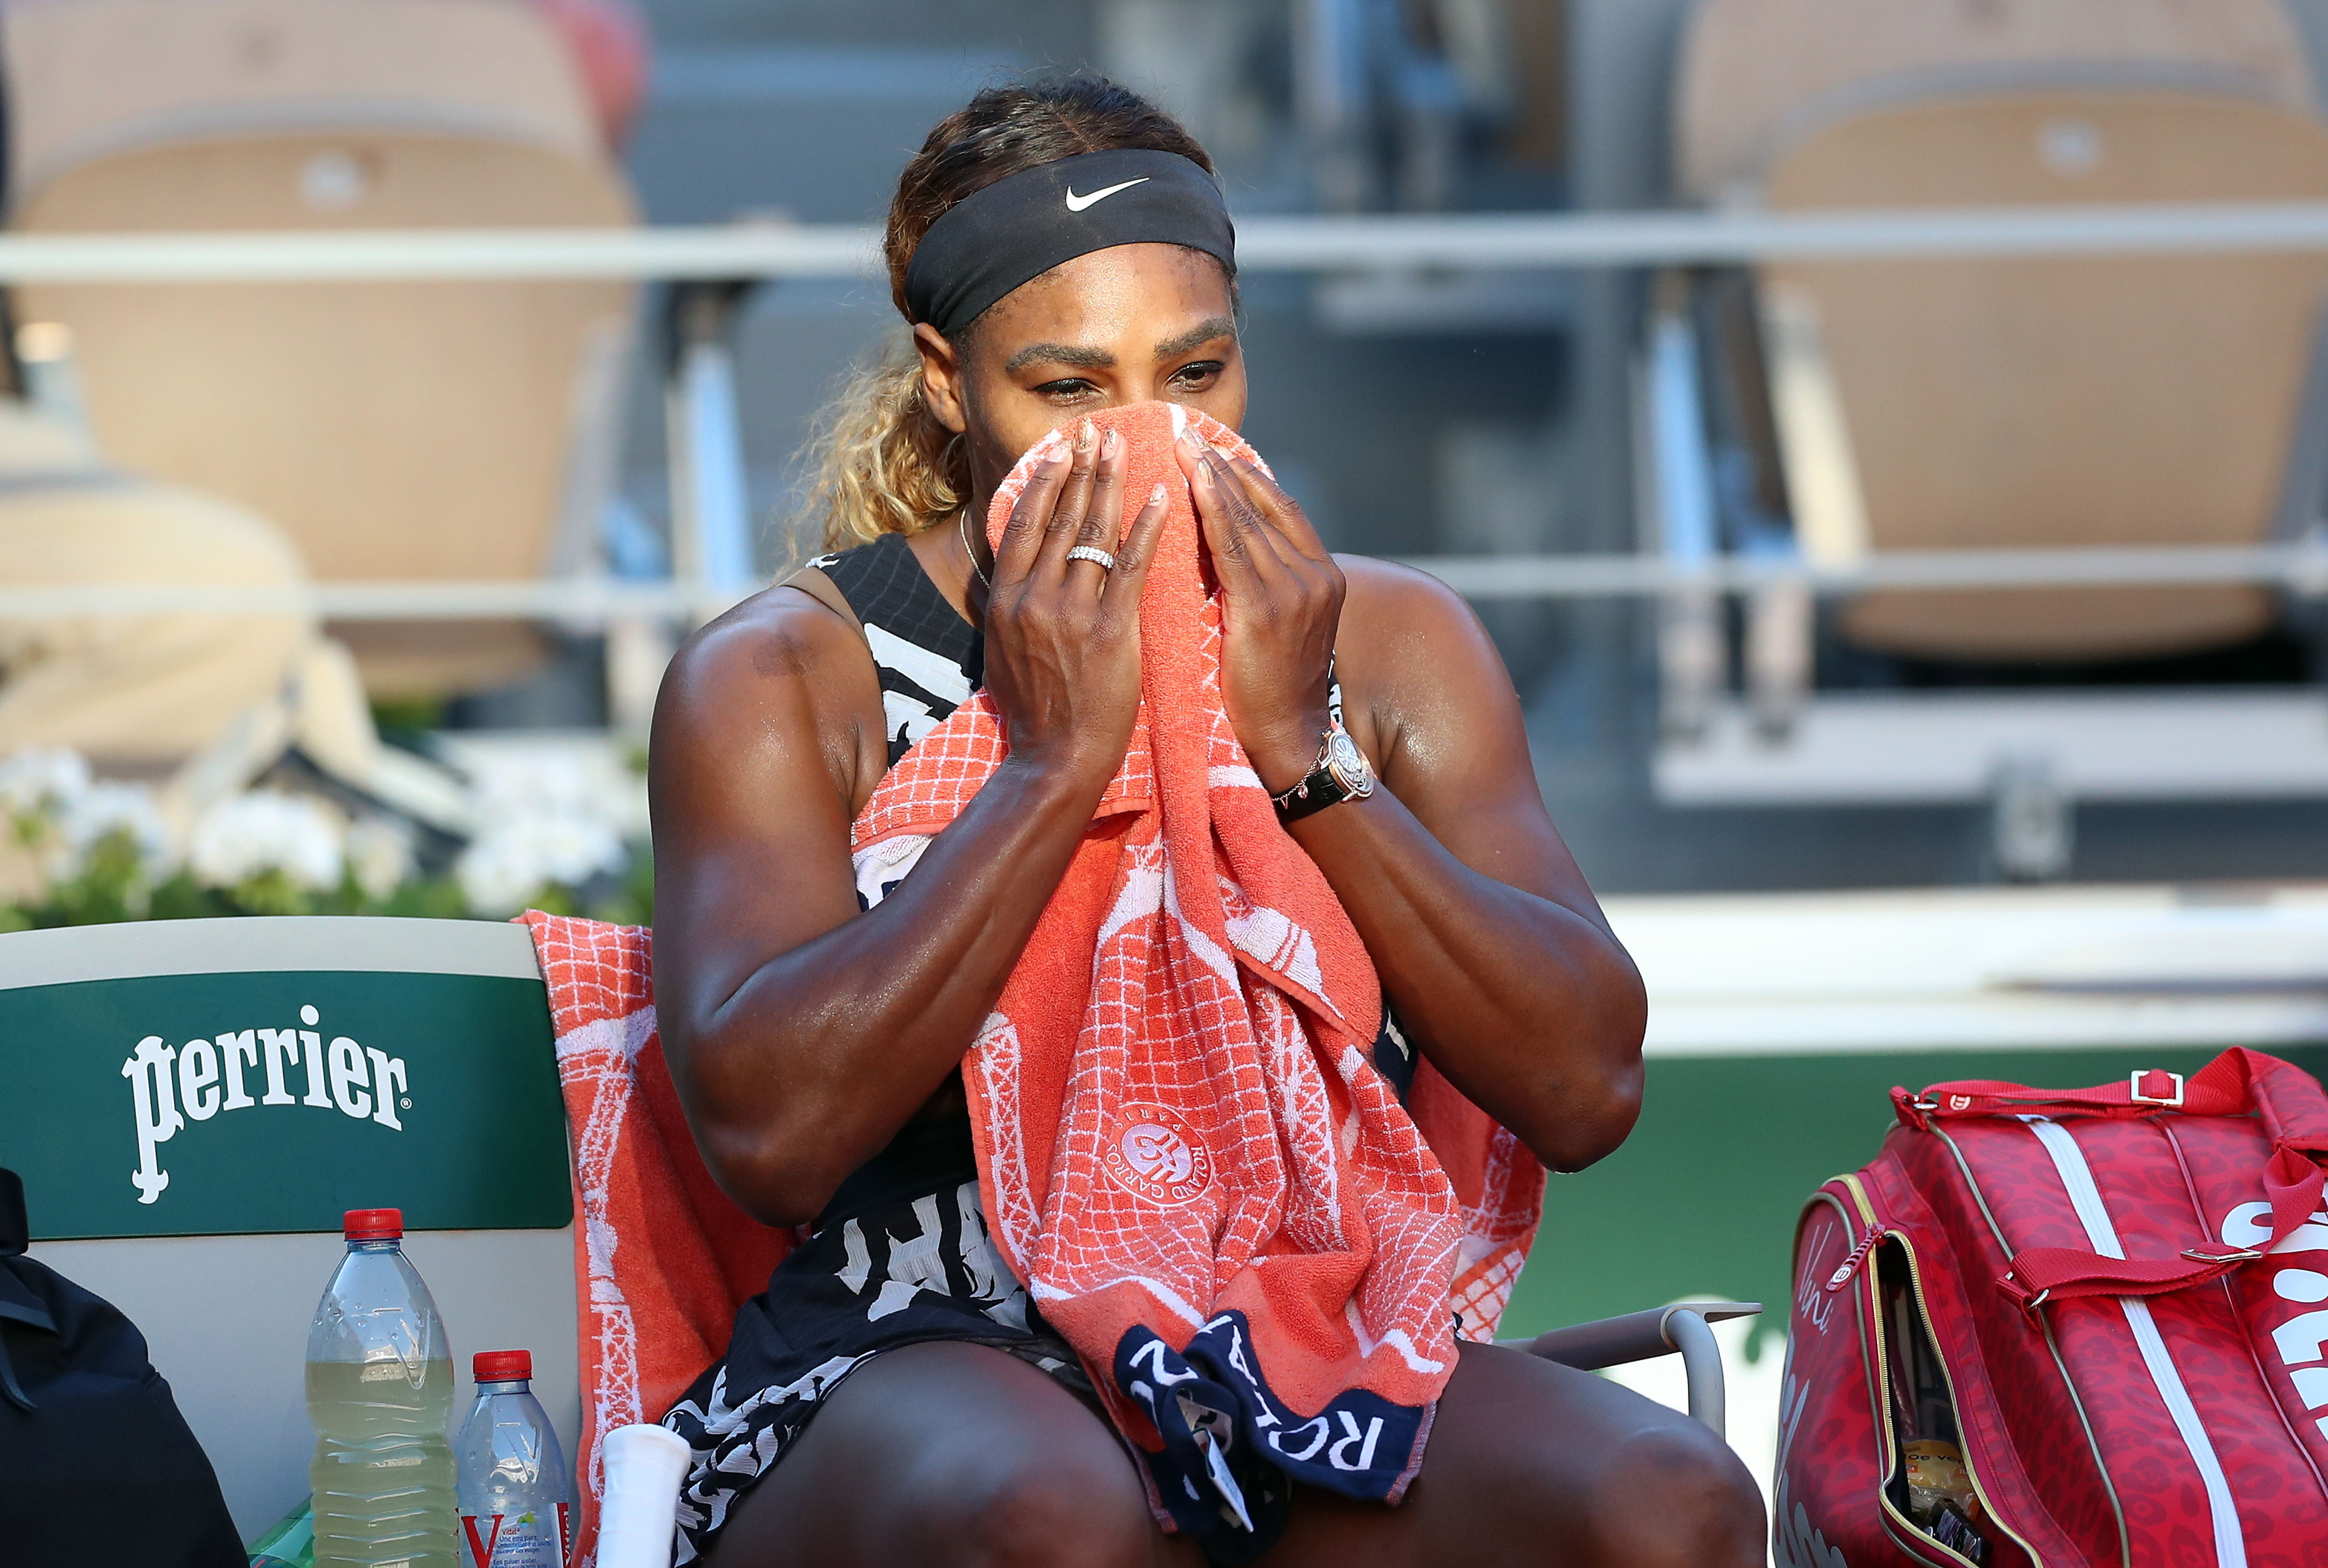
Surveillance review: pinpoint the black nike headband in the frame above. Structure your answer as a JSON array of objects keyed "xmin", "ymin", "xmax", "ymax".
[{"xmin": 903, "ymin": 148, "xmax": 1238, "ymax": 338}]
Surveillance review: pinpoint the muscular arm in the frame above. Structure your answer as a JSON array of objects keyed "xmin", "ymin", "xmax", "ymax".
[
  {"xmin": 649, "ymin": 599, "xmax": 1103, "ymax": 1225},
  {"xmin": 654, "ymin": 427, "xmax": 1169, "ymax": 1226},
  {"xmin": 1181, "ymin": 434, "xmax": 1643, "ymax": 1174},
  {"xmin": 1301, "ymin": 561, "xmax": 1645, "ymax": 1172}
]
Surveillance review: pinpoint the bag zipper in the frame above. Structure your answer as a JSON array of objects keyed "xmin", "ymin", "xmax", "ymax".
[
  {"xmin": 1821, "ymin": 1218, "xmax": 1880, "ymax": 1293},
  {"xmin": 1924, "ymin": 1126, "xmax": 2129, "ymax": 1568},
  {"xmin": 1837, "ymin": 1176, "xmax": 2044, "ymax": 1568}
]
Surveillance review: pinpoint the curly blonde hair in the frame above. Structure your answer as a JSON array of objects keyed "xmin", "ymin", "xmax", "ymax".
[
  {"xmin": 802, "ymin": 78, "xmax": 1216, "ymax": 553},
  {"xmin": 800, "ymin": 341, "xmax": 965, "ymax": 551}
]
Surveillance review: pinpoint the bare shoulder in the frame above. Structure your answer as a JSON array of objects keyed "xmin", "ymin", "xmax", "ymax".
[
  {"xmin": 1330, "ymin": 554, "xmax": 1512, "ymax": 701},
  {"xmin": 662, "ymin": 584, "xmax": 868, "ymax": 711},
  {"xmin": 651, "ymin": 582, "xmax": 879, "ymax": 802}
]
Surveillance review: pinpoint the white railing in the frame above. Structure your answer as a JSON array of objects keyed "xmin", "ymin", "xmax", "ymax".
[
  {"xmin": 14, "ymin": 202, "xmax": 2328, "ymax": 620},
  {"xmin": 4, "ymin": 542, "xmax": 2325, "ymax": 620},
  {"xmin": 1411, "ymin": 542, "xmax": 2328, "ymax": 601},
  {"xmin": 20, "ymin": 202, "xmax": 2328, "ymax": 281}
]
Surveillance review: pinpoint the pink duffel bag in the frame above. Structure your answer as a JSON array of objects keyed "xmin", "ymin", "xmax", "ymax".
[{"xmin": 1778, "ymin": 1046, "xmax": 2328, "ymax": 1567}]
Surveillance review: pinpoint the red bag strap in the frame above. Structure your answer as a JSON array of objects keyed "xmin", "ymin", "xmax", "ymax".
[
  {"xmin": 1996, "ymin": 1245, "xmax": 2268, "ymax": 1310},
  {"xmin": 1891, "ymin": 1048, "xmax": 2328, "ymax": 1309},
  {"xmin": 1894, "ymin": 1047, "xmax": 2324, "ymax": 1128}
]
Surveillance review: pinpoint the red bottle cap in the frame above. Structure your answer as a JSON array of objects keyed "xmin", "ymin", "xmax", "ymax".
[
  {"xmin": 474, "ymin": 1350, "xmax": 532, "ymax": 1383},
  {"xmin": 343, "ymin": 1208, "xmax": 403, "ymax": 1241}
]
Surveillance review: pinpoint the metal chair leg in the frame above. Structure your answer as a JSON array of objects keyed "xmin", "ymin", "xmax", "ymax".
[
  {"xmin": 1662, "ymin": 1306, "xmax": 1727, "ymax": 1439},
  {"xmin": 1515, "ymin": 1301, "xmax": 1760, "ymax": 1438}
]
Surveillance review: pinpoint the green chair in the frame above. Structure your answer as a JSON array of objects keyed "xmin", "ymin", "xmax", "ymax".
[
  {"xmin": 0, "ymin": 912, "xmax": 1761, "ymax": 1549},
  {"xmin": 0, "ymin": 916, "xmax": 574, "ymax": 1541}
]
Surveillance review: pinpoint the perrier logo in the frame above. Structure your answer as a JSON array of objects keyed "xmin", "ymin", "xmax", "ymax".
[{"xmin": 121, "ymin": 1003, "xmax": 410, "ymax": 1203}]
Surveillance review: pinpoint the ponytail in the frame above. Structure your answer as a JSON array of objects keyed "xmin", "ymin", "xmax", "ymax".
[{"xmin": 801, "ymin": 338, "xmax": 968, "ymax": 554}]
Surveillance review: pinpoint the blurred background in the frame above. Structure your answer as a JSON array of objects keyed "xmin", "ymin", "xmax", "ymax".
[
  {"xmin": 16, "ymin": 0, "xmax": 2328, "ymax": 1538},
  {"xmin": 14, "ymin": 0, "xmax": 2328, "ymax": 897}
]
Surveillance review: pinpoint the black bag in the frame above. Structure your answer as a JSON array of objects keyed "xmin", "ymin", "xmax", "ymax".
[{"xmin": 0, "ymin": 1166, "xmax": 245, "ymax": 1566}]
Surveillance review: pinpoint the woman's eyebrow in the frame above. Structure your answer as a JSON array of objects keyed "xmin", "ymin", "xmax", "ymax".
[
  {"xmin": 1154, "ymin": 318, "xmax": 1238, "ymax": 361},
  {"xmin": 1005, "ymin": 341, "xmax": 1115, "ymax": 373}
]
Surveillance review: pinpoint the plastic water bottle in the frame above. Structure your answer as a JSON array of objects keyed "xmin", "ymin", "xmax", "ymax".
[
  {"xmin": 308, "ymin": 1208, "xmax": 458, "ymax": 1568},
  {"xmin": 455, "ymin": 1350, "xmax": 573, "ymax": 1567}
]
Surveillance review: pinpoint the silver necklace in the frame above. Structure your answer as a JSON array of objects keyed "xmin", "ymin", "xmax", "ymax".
[{"xmin": 958, "ymin": 507, "xmax": 989, "ymax": 590}]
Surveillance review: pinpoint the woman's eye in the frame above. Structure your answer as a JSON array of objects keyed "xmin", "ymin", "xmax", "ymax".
[
  {"xmin": 1168, "ymin": 361, "xmax": 1225, "ymax": 391},
  {"xmin": 1033, "ymin": 378, "xmax": 1097, "ymax": 401}
]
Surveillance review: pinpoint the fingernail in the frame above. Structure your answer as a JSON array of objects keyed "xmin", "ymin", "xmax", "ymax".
[
  {"xmin": 1101, "ymin": 427, "xmax": 1121, "ymax": 460},
  {"xmin": 1196, "ymin": 457, "xmax": 1216, "ymax": 485},
  {"xmin": 1077, "ymin": 419, "xmax": 1097, "ymax": 452},
  {"xmin": 1149, "ymin": 482, "xmax": 1167, "ymax": 504}
]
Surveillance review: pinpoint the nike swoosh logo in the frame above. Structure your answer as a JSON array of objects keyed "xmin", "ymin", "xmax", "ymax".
[{"xmin": 1064, "ymin": 177, "xmax": 1150, "ymax": 212}]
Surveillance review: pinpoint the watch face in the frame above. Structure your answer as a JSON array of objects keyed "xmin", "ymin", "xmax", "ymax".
[{"xmin": 1325, "ymin": 729, "xmax": 1373, "ymax": 793}]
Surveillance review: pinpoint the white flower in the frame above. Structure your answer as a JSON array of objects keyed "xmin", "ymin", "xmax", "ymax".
[
  {"xmin": 345, "ymin": 816, "xmax": 417, "ymax": 902},
  {"xmin": 472, "ymin": 751, "xmax": 596, "ymax": 818},
  {"xmin": 458, "ymin": 743, "xmax": 648, "ymax": 839},
  {"xmin": 188, "ymin": 791, "xmax": 345, "ymax": 892},
  {"xmin": 436, "ymin": 740, "xmax": 641, "ymax": 915},
  {"xmin": 0, "ymin": 746, "xmax": 90, "ymax": 819},
  {"xmin": 55, "ymin": 781, "xmax": 176, "ymax": 878},
  {"xmin": 456, "ymin": 808, "xmax": 624, "ymax": 917}
]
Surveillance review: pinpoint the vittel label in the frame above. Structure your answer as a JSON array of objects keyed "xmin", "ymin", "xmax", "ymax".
[
  {"xmin": 121, "ymin": 1003, "xmax": 409, "ymax": 1204},
  {"xmin": 1102, "ymin": 1106, "xmax": 1213, "ymax": 1206},
  {"xmin": 461, "ymin": 1503, "xmax": 568, "ymax": 1567}
]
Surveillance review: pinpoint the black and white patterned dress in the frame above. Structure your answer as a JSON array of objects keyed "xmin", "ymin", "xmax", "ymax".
[{"xmin": 660, "ymin": 529, "xmax": 1416, "ymax": 1565}]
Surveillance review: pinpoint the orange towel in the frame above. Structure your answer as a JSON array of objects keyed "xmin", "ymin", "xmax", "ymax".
[
  {"xmin": 850, "ymin": 403, "xmax": 1543, "ymax": 1548},
  {"xmin": 523, "ymin": 913, "xmax": 793, "ymax": 1568}
]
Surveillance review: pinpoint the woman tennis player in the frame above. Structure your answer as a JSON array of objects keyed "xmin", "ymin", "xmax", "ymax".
[{"xmin": 650, "ymin": 76, "xmax": 1763, "ymax": 1568}]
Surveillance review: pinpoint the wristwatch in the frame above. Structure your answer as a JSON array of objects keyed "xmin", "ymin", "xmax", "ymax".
[{"xmin": 1271, "ymin": 717, "xmax": 1376, "ymax": 824}]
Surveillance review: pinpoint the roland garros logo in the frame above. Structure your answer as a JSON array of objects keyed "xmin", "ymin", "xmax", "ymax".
[
  {"xmin": 1102, "ymin": 1106, "xmax": 1213, "ymax": 1205},
  {"xmin": 120, "ymin": 1003, "xmax": 410, "ymax": 1204}
]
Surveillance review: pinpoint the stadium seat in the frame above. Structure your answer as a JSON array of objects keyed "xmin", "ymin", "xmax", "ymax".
[
  {"xmin": 2, "ymin": 0, "xmax": 640, "ymax": 697},
  {"xmin": 0, "ymin": 394, "xmax": 322, "ymax": 771},
  {"xmin": 1658, "ymin": 0, "xmax": 2328, "ymax": 670},
  {"xmin": 1674, "ymin": 0, "xmax": 2314, "ymax": 207}
]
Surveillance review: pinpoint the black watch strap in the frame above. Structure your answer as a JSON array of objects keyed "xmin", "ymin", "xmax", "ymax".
[
  {"xmin": 1272, "ymin": 767, "xmax": 1354, "ymax": 824},
  {"xmin": 1271, "ymin": 658, "xmax": 1375, "ymax": 824},
  {"xmin": 1271, "ymin": 720, "xmax": 1375, "ymax": 825}
]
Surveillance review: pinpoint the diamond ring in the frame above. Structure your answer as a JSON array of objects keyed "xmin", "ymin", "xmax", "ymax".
[{"xmin": 1066, "ymin": 546, "xmax": 1117, "ymax": 571}]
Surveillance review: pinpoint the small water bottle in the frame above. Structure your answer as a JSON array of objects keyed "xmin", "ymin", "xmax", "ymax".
[{"xmin": 455, "ymin": 1350, "xmax": 573, "ymax": 1567}]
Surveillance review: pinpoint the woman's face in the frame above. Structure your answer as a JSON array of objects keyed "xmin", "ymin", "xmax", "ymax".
[{"xmin": 915, "ymin": 241, "xmax": 1245, "ymax": 509}]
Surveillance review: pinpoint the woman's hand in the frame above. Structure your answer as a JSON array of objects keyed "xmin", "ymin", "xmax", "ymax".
[
  {"xmin": 983, "ymin": 418, "xmax": 1170, "ymax": 790},
  {"xmin": 1177, "ymin": 431, "xmax": 1347, "ymax": 794}
]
